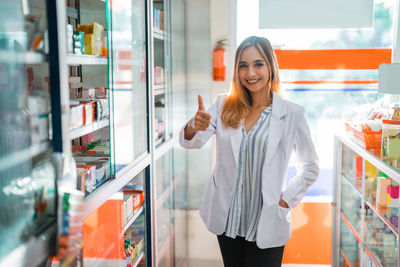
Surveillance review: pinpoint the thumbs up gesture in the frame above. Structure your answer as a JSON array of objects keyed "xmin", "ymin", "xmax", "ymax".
[{"xmin": 192, "ymin": 95, "xmax": 211, "ymax": 131}]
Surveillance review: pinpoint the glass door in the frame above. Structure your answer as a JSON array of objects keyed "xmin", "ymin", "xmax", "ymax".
[
  {"xmin": 0, "ymin": 0, "xmax": 57, "ymax": 265},
  {"xmin": 110, "ymin": 0, "xmax": 148, "ymax": 173}
]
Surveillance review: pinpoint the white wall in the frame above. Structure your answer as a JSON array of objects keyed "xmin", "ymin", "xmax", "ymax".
[
  {"xmin": 210, "ymin": 0, "xmax": 236, "ymax": 101},
  {"xmin": 187, "ymin": 0, "xmax": 236, "ymax": 263}
]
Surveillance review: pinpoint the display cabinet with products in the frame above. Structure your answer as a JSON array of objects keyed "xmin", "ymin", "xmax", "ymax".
[
  {"xmin": 333, "ymin": 135, "xmax": 400, "ymax": 267},
  {"xmin": 151, "ymin": 0, "xmax": 172, "ymax": 147},
  {"xmin": 0, "ymin": 0, "xmax": 61, "ymax": 266},
  {"xmin": 64, "ymin": 0, "xmax": 111, "ymax": 197},
  {"xmin": 52, "ymin": 0, "xmax": 152, "ymax": 265},
  {"xmin": 1, "ymin": 0, "xmax": 189, "ymax": 265}
]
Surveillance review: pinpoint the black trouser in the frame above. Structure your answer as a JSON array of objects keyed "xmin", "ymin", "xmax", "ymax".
[{"xmin": 217, "ymin": 234, "xmax": 285, "ymax": 267}]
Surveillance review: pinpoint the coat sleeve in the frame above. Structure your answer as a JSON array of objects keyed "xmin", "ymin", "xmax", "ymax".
[
  {"xmin": 281, "ymin": 107, "xmax": 319, "ymax": 208},
  {"xmin": 179, "ymin": 96, "xmax": 220, "ymax": 149}
]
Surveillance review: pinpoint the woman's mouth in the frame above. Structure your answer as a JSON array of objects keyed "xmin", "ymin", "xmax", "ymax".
[{"xmin": 247, "ymin": 79, "xmax": 260, "ymax": 84}]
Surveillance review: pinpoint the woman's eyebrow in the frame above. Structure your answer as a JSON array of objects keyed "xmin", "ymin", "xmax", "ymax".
[{"xmin": 254, "ymin": 59, "xmax": 264, "ymax": 63}]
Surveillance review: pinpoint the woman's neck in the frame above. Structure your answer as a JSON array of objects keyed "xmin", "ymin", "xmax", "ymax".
[{"xmin": 250, "ymin": 89, "xmax": 272, "ymax": 108}]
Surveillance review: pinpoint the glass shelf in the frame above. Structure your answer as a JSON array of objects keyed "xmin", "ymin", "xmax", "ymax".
[
  {"xmin": 132, "ymin": 251, "xmax": 144, "ymax": 267},
  {"xmin": 154, "ymin": 84, "xmax": 165, "ymax": 96},
  {"xmin": 67, "ymin": 54, "xmax": 108, "ymax": 65},
  {"xmin": 364, "ymin": 203, "xmax": 398, "ymax": 266},
  {"xmin": 69, "ymin": 119, "xmax": 109, "ymax": 140},
  {"xmin": 340, "ymin": 176, "xmax": 362, "ymax": 236},
  {"xmin": 364, "ymin": 200, "xmax": 398, "ymax": 237},
  {"xmin": 123, "ymin": 206, "xmax": 144, "ymax": 233},
  {"xmin": 0, "ymin": 50, "xmax": 47, "ymax": 64},
  {"xmin": 153, "ymin": 29, "xmax": 165, "ymax": 40},
  {"xmin": 0, "ymin": 142, "xmax": 50, "ymax": 172}
]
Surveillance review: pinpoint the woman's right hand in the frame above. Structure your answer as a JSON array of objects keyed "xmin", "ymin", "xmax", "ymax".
[
  {"xmin": 184, "ymin": 95, "xmax": 211, "ymax": 140},
  {"xmin": 192, "ymin": 95, "xmax": 211, "ymax": 131}
]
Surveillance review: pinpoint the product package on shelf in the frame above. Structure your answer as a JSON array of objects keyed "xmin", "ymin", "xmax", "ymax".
[
  {"xmin": 69, "ymin": 76, "xmax": 83, "ymax": 91},
  {"xmin": 73, "ymin": 31, "xmax": 85, "ymax": 55},
  {"xmin": 153, "ymin": 8, "xmax": 159, "ymax": 30},
  {"xmin": 69, "ymin": 102, "xmax": 84, "ymax": 129},
  {"xmin": 154, "ymin": 66, "xmax": 164, "ymax": 85},
  {"xmin": 57, "ymin": 189, "xmax": 84, "ymax": 261},
  {"xmin": 27, "ymin": 67, "xmax": 51, "ymax": 145},
  {"xmin": 74, "ymin": 151, "xmax": 111, "ymax": 195},
  {"xmin": 382, "ymin": 119, "xmax": 400, "ymax": 168},
  {"xmin": 76, "ymin": 22, "xmax": 104, "ymax": 56},
  {"xmin": 122, "ymin": 189, "xmax": 144, "ymax": 225},
  {"xmin": 75, "ymin": 154, "xmax": 110, "ymax": 184},
  {"xmin": 69, "ymin": 87, "xmax": 109, "ymax": 130},
  {"xmin": 124, "ymin": 218, "xmax": 145, "ymax": 267}
]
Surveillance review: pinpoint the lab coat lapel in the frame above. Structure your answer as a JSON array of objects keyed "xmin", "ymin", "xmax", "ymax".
[
  {"xmin": 229, "ymin": 126, "xmax": 242, "ymax": 165},
  {"xmin": 265, "ymin": 92, "xmax": 288, "ymax": 163}
]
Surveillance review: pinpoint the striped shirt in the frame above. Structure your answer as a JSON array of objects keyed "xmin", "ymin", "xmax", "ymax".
[{"xmin": 225, "ymin": 105, "xmax": 272, "ymax": 241}]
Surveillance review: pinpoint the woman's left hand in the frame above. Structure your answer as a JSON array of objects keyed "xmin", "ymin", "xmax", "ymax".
[{"xmin": 279, "ymin": 199, "xmax": 289, "ymax": 209}]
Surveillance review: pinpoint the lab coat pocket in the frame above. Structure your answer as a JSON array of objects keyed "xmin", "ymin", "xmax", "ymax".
[
  {"xmin": 256, "ymin": 204, "xmax": 291, "ymax": 248},
  {"xmin": 278, "ymin": 205, "xmax": 291, "ymax": 222}
]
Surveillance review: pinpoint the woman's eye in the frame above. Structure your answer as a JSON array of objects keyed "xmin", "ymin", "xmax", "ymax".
[
  {"xmin": 255, "ymin": 63, "xmax": 264, "ymax": 67},
  {"xmin": 239, "ymin": 65, "xmax": 247, "ymax": 69}
]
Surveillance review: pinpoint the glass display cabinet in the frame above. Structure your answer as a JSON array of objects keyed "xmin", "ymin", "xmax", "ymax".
[
  {"xmin": 0, "ymin": 0, "xmax": 58, "ymax": 266},
  {"xmin": 333, "ymin": 135, "xmax": 400, "ymax": 267},
  {"xmin": 0, "ymin": 0, "xmax": 189, "ymax": 265}
]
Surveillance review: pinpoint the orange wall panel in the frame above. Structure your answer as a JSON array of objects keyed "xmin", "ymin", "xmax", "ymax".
[
  {"xmin": 275, "ymin": 49, "xmax": 391, "ymax": 70},
  {"xmin": 283, "ymin": 202, "xmax": 332, "ymax": 265}
]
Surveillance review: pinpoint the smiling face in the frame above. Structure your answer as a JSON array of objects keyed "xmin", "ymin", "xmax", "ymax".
[{"xmin": 238, "ymin": 46, "xmax": 270, "ymax": 94}]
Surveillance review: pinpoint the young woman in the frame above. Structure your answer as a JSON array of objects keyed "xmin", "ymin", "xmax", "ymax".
[{"xmin": 180, "ymin": 36, "xmax": 319, "ymax": 267}]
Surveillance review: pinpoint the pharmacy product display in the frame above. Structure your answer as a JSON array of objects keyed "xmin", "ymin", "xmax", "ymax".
[
  {"xmin": 65, "ymin": 0, "xmax": 111, "ymax": 197},
  {"xmin": 1, "ymin": 0, "xmax": 188, "ymax": 265},
  {"xmin": 344, "ymin": 95, "xmax": 400, "ymax": 160},
  {"xmin": 152, "ymin": 0, "xmax": 172, "ymax": 146},
  {"xmin": 0, "ymin": 1, "xmax": 59, "ymax": 266},
  {"xmin": 333, "ymin": 135, "xmax": 400, "ymax": 266}
]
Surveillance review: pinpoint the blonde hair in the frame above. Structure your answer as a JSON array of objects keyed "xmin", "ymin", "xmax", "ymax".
[{"xmin": 221, "ymin": 36, "xmax": 283, "ymax": 128}]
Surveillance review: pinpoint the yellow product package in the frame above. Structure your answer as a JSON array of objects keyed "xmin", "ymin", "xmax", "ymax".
[
  {"xmin": 77, "ymin": 22, "xmax": 104, "ymax": 41},
  {"xmin": 84, "ymin": 34, "xmax": 97, "ymax": 55}
]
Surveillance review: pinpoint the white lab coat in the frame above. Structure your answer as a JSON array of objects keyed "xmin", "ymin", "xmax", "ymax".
[{"xmin": 179, "ymin": 91, "xmax": 319, "ymax": 249}]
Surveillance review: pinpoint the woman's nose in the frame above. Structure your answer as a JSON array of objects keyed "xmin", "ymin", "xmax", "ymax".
[{"xmin": 247, "ymin": 66, "xmax": 256, "ymax": 77}]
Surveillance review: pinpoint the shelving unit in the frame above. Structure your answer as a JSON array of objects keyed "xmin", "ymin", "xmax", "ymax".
[{"xmin": 333, "ymin": 135, "xmax": 400, "ymax": 267}]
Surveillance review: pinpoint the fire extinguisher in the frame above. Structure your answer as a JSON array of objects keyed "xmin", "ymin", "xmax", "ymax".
[{"xmin": 213, "ymin": 40, "xmax": 226, "ymax": 81}]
